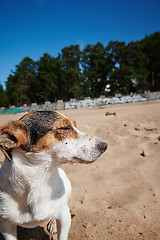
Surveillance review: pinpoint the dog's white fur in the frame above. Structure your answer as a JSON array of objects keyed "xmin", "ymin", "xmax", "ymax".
[
  {"xmin": 0, "ymin": 150, "xmax": 71, "ymax": 240},
  {"xmin": 0, "ymin": 112, "xmax": 107, "ymax": 240}
]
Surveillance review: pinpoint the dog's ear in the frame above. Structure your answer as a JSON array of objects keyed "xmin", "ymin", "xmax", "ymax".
[{"xmin": 0, "ymin": 121, "xmax": 28, "ymax": 150}]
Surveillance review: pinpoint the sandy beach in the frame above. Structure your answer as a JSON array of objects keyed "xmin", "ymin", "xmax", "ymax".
[{"xmin": 0, "ymin": 101, "xmax": 160, "ymax": 240}]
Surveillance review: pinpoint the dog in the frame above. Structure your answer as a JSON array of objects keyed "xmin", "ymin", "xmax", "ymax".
[{"xmin": 0, "ymin": 111, "xmax": 107, "ymax": 240}]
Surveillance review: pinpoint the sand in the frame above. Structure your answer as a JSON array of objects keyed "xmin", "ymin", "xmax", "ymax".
[{"xmin": 0, "ymin": 101, "xmax": 160, "ymax": 240}]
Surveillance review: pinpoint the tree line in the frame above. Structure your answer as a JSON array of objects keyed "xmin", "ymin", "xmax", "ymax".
[{"xmin": 0, "ymin": 31, "xmax": 160, "ymax": 107}]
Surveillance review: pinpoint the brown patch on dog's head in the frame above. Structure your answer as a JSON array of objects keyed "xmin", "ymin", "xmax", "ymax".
[
  {"xmin": 19, "ymin": 111, "xmax": 59, "ymax": 150},
  {"xmin": 28, "ymin": 112, "xmax": 78, "ymax": 152},
  {"xmin": 0, "ymin": 111, "xmax": 78, "ymax": 153},
  {"xmin": 31, "ymin": 131, "xmax": 59, "ymax": 152},
  {"xmin": 53, "ymin": 115, "xmax": 78, "ymax": 141}
]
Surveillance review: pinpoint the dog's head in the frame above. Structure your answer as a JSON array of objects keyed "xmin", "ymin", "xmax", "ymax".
[{"xmin": 0, "ymin": 111, "xmax": 107, "ymax": 164}]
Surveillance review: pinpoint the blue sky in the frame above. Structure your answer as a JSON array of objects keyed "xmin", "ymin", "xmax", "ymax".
[{"xmin": 0, "ymin": 0, "xmax": 160, "ymax": 89}]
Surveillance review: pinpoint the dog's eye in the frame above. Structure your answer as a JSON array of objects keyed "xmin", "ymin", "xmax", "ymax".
[{"xmin": 57, "ymin": 125, "xmax": 73, "ymax": 131}]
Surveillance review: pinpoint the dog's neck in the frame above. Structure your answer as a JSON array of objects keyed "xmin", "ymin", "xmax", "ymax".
[
  {"xmin": 11, "ymin": 148, "xmax": 59, "ymax": 173},
  {"xmin": 1, "ymin": 148, "xmax": 61, "ymax": 200}
]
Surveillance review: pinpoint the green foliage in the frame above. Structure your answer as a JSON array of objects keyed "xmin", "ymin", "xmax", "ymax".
[
  {"xmin": 6, "ymin": 57, "xmax": 37, "ymax": 106},
  {"xmin": 82, "ymin": 42, "xmax": 106, "ymax": 97},
  {"xmin": 36, "ymin": 53, "xmax": 58, "ymax": 103},
  {"xmin": 1, "ymin": 31, "xmax": 160, "ymax": 107},
  {"xmin": 60, "ymin": 45, "xmax": 82, "ymax": 99},
  {"xmin": 142, "ymin": 32, "xmax": 160, "ymax": 91},
  {"xmin": 0, "ymin": 84, "xmax": 9, "ymax": 107}
]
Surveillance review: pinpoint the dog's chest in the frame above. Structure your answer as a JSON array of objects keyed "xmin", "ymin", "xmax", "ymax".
[
  {"xmin": 0, "ymin": 167, "xmax": 71, "ymax": 226},
  {"xmin": 28, "ymin": 168, "xmax": 72, "ymax": 221}
]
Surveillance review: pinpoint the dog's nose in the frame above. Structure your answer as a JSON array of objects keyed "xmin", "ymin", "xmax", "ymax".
[{"xmin": 97, "ymin": 141, "xmax": 108, "ymax": 153}]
